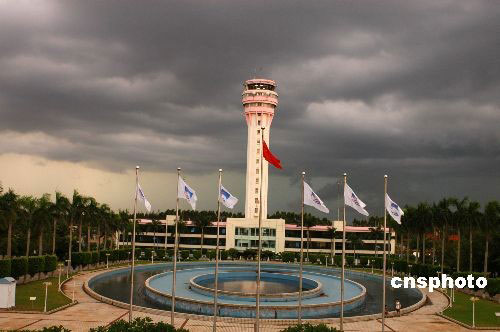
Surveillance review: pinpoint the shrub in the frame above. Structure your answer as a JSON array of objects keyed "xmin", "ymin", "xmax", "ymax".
[
  {"xmin": 261, "ymin": 250, "xmax": 275, "ymax": 261},
  {"xmin": 334, "ymin": 255, "xmax": 342, "ymax": 266},
  {"xmin": 280, "ymin": 252, "xmax": 297, "ymax": 263},
  {"xmin": 345, "ymin": 256, "xmax": 354, "ymax": 266},
  {"xmin": 192, "ymin": 250, "xmax": 202, "ymax": 260},
  {"xmin": 28, "ymin": 256, "xmax": 45, "ymax": 276},
  {"xmin": 44, "ymin": 255, "xmax": 57, "ymax": 273},
  {"xmin": 242, "ymin": 248, "xmax": 257, "ymax": 260},
  {"xmin": 485, "ymin": 278, "xmax": 500, "ymax": 296},
  {"xmin": 91, "ymin": 252, "xmax": 99, "ymax": 265},
  {"xmin": 0, "ymin": 259, "xmax": 11, "ymax": 278},
  {"xmin": 90, "ymin": 317, "xmax": 188, "ymax": 332},
  {"xmin": 19, "ymin": 326, "xmax": 71, "ymax": 332},
  {"xmin": 308, "ymin": 253, "xmax": 319, "ymax": 264},
  {"xmin": 280, "ymin": 323, "xmax": 338, "ymax": 332},
  {"xmin": 207, "ymin": 249, "xmax": 216, "ymax": 260},
  {"xmin": 11, "ymin": 257, "xmax": 28, "ymax": 279},
  {"xmin": 227, "ymin": 248, "xmax": 239, "ymax": 260}
]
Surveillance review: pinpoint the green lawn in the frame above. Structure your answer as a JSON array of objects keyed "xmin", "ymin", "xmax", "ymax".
[
  {"xmin": 443, "ymin": 290, "xmax": 500, "ymax": 327},
  {"xmin": 15, "ymin": 276, "xmax": 73, "ymax": 312}
]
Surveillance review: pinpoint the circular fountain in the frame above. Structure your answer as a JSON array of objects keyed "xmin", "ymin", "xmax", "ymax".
[{"xmin": 86, "ymin": 261, "xmax": 424, "ymax": 319}]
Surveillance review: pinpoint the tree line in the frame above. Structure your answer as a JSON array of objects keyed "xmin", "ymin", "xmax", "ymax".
[{"xmin": 1, "ymin": 184, "xmax": 498, "ymax": 274}]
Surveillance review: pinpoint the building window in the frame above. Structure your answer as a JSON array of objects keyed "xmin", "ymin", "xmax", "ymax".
[
  {"xmin": 255, "ymin": 198, "xmax": 259, "ymax": 203},
  {"xmin": 257, "ymin": 149, "xmax": 260, "ymax": 154},
  {"xmin": 255, "ymin": 207, "xmax": 258, "ymax": 213},
  {"xmin": 257, "ymin": 139, "xmax": 260, "ymax": 145},
  {"xmin": 256, "ymin": 178, "xmax": 259, "ymax": 184},
  {"xmin": 256, "ymin": 159, "xmax": 259, "ymax": 164},
  {"xmin": 257, "ymin": 129, "xmax": 260, "ymax": 134},
  {"xmin": 256, "ymin": 168, "xmax": 259, "ymax": 174},
  {"xmin": 255, "ymin": 188, "xmax": 258, "ymax": 194},
  {"xmin": 258, "ymin": 120, "xmax": 261, "ymax": 125}
]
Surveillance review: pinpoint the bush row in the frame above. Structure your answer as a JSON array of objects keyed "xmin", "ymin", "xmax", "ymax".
[{"xmin": 0, "ymin": 255, "xmax": 58, "ymax": 278}]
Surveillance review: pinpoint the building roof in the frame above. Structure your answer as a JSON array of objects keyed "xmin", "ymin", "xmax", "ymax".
[{"xmin": 0, "ymin": 277, "xmax": 15, "ymax": 284}]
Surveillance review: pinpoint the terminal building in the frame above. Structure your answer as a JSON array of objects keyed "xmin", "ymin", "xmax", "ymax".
[{"xmin": 119, "ymin": 79, "xmax": 394, "ymax": 255}]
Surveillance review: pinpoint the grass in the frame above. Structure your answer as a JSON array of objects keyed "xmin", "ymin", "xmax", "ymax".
[
  {"xmin": 14, "ymin": 276, "xmax": 72, "ymax": 312},
  {"xmin": 443, "ymin": 289, "xmax": 500, "ymax": 327}
]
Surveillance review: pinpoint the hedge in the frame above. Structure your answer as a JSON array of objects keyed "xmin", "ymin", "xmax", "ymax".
[
  {"xmin": 28, "ymin": 256, "xmax": 45, "ymax": 276},
  {"xmin": 0, "ymin": 259, "xmax": 11, "ymax": 278},
  {"xmin": 280, "ymin": 323, "xmax": 338, "ymax": 332},
  {"xmin": 11, "ymin": 257, "xmax": 28, "ymax": 278},
  {"xmin": 44, "ymin": 255, "xmax": 57, "ymax": 273}
]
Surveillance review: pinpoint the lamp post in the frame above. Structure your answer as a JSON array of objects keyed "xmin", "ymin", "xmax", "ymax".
[
  {"xmin": 408, "ymin": 264, "xmax": 412, "ymax": 278},
  {"xmin": 43, "ymin": 281, "xmax": 52, "ymax": 312},
  {"xmin": 65, "ymin": 259, "xmax": 70, "ymax": 279},
  {"xmin": 470, "ymin": 296, "xmax": 479, "ymax": 327},
  {"xmin": 128, "ymin": 252, "xmax": 131, "ymax": 266},
  {"xmin": 106, "ymin": 253, "xmax": 110, "ymax": 269},
  {"xmin": 58, "ymin": 263, "xmax": 63, "ymax": 291},
  {"xmin": 391, "ymin": 262, "xmax": 394, "ymax": 277},
  {"xmin": 151, "ymin": 251, "xmax": 155, "ymax": 264}
]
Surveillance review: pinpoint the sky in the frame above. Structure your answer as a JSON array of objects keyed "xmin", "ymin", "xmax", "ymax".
[{"xmin": 0, "ymin": 0, "xmax": 499, "ymax": 218}]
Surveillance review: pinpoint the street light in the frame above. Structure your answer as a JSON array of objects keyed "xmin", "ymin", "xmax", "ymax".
[
  {"xmin": 408, "ymin": 264, "xmax": 413, "ymax": 278},
  {"xmin": 65, "ymin": 259, "xmax": 70, "ymax": 279},
  {"xmin": 128, "ymin": 252, "xmax": 131, "ymax": 266},
  {"xmin": 391, "ymin": 262, "xmax": 394, "ymax": 277},
  {"xmin": 58, "ymin": 263, "xmax": 63, "ymax": 291},
  {"xmin": 470, "ymin": 296, "xmax": 479, "ymax": 327},
  {"xmin": 106, "ymin": 253, "xmax": 110, "ymax": 269},
  {"xmin": 43, "ymin": 281, "xmax": 52, "ymax": 312}
]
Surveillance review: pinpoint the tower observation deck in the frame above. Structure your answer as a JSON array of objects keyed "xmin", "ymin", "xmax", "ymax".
[{"xmin": 242, "ymin": 79, "xmax": 278, "ymax": 220}]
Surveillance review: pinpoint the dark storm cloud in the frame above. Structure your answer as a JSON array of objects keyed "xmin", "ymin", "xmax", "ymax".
[{"xmin": 0, "ymin": 0, "xmax": 499, "ymax": 211}]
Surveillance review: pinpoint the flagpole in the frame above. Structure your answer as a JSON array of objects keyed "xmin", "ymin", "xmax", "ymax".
[
  {"xmin": 298, "ymin": 171, "xmax": 305, "ymax": 324},
  {"xmin": 255, "ymin": 126, "xmax": 265, "ymax": 332},
  {"xmin": 213, "ymin": 169, "xmax": 222, "ymax": 332},
  {"xmin": 171, "ymin": 167, "xmax": 181, "ymax": 326},
  {"xmin": 340, "ymin": 172, "xmax": 347, "ymax": 331},
  {"xmin": 382, "ymin": 175, "xmax": 388, "ymax": 332},
  {"xmin": 128, "ymin": 165, "xmax": 139, "ymax": 322}
]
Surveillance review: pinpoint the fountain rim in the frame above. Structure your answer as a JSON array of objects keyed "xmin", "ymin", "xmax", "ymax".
[
  {"xmin": 144, "ymin": 267, "xmax": 367, "ymax": 309},
  {"xmin": 188, "ymin": 271, "xmax": 323, "ymax": 299},
  {"xmin": 83, "ymin": 262, "xmax": 428, "ymax": 322}
]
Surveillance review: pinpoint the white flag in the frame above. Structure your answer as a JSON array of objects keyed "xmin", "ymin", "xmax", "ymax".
[
  {"xmin": 178, "ymin": 177, "xmax": 197, "ymax": 210},
  {"xmin": 344, "ymin": 183, "xmax": 369, "ymax": 216},
  {"xmin": 304, "ymin": 182, "xmax": 329, "ymax": 213},
  {"xmin": 386, "ymin": 193, "xmax": 404, "ymax": 224},
  {"xmin": 220, "ymin": 185, "xmax": 238, "ymax": 209},
  {"xmin": 137, "ymin": 184, "xmax": 152, "ymax": 212}
]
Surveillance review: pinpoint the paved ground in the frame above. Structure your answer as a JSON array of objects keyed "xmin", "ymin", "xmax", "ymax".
[{"xmin": 0, "ymin": 269, "xmax": 494, "ymax": 331}]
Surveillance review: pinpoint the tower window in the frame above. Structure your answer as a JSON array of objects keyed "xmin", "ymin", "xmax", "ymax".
[
  {"xmin": 257, "ymin": 130, "xmax": 260, "ymax": 134},
  {"xmin": 255, "ymin": 188, "xmax": 258, "ymax": 194},
  {"xmin": 255, "ymin": 198, "xmax": 259, "ymax": 203},
  {"xmin": 255, "ymin": 208, "xmax": 259, "ymax": 213},
  {"xmin": 256, "ymin": 178, "xmax": 259, "ymax": 184},
  {"xmin": 256, "ymin": 159, "xmax": 259, "ymax": 164},
  {"xmin": 258, "ymin": 120, "xmax": 261, "ymax": 125},
  {"xmin": 257, "ymin": 140, "xmax": 260, "ymax": 145},
  {"xmin": 256, "ymin": 168, "xmax": 259, "ymax": 174},
  {"xmin": 257, "ymin": 149, "xmax": 260, "ymax": 154}
]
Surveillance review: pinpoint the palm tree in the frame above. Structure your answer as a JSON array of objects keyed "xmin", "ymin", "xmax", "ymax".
[
  {"xmin": 52, "ymin": 192, "xmax": 70, "ymax": 255},
  {"xmin": 401, "ymin": 206, "xmax": 416, "ymax": 264},
  {"xmin": 466, "ymin": 201, "xmax": 481, "ymax": 273},
  {"xmin": 482, "ymin": 201, "xmax": 499, "ymax": 274},
  {"xmin": 118, "ymin": 210, "xmax": 130, "ymax": 248},
  {"xmin": 347, "ymin": 232, "xmax": 362, "ymax": 263},
  {"xmin": 369, "ymin": 216, "xmax": 383, "ymax": 257},
  {"xmin": 19, "ymin": 196, "xmax": 37, "ymax": 257},
  {"xmin": 33, "ymin": 193, "xmax": 53, "ymax": 256},
  {"xmin": 326, "ymin": 226, "xmax": 336, "ymax": 260},
  {"xmin": 193, "ymin": 214, "xmax": 211, "ymax": 256},
  {"xmin": 69, "ymin": 191, "xmax": 84, "ymax": 265},
  {"xmin": 451, "ymin": 197, "xmax": 469, "ymax": 273},
  {"xmin": 100, "ymin": 204, "xmax": 111, "ymax": 249},
  {"xmin": 0, "ymin": 189, "xmax": 19, "ymax": 258},
  {"xmin": 85, "ymin": 198, "xmax": 98, "ymax": 252},
  {"xmin": 415, "ymin": 202, "xmax": 432, "ymax": 264},
  {"xmin": 78, "ymin": 196, "xmax": 90, "ymax": 252},
  {"xmin": 436, "ymin": 198, "xmax": 452, "ymax": 274},
  {"xmin": 303, "ymin": 213, "xmax": 318, "ymax": 260},
  {"xmin": 151, "ymin": 219, "xmax": 161, "ymax": 249}
]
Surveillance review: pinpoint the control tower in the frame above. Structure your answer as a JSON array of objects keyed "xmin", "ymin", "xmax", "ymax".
[{"xmin": 242, "ymin": 79, "xmax": 278, "ymax": 220}]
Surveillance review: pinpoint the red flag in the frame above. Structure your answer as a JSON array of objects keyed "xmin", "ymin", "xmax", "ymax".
[{"xmin": 263, "ymin": 140, "xmax": 282, "ymax": 169}]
